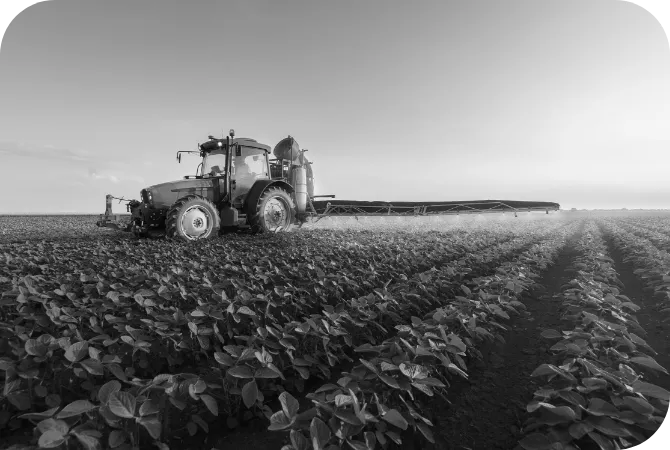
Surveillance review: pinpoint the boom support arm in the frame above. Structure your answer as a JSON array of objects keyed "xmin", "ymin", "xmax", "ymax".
[{"xmin": 309, "ymin": 199, "xmax": 560, "ymax": 220}]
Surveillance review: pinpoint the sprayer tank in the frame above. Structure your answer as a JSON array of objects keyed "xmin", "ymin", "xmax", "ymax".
[
  {"xmin": 273, "ymin": 136, "xmax": 300, "ymax": 161},
  {"xmin": 290, "ymin": 166, "xmax": 308, "ymax": 214}
]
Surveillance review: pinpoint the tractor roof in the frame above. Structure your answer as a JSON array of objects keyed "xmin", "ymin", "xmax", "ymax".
[{"xmin": 200, "ymin": 138, "xmax": 270, "ymax": 153}]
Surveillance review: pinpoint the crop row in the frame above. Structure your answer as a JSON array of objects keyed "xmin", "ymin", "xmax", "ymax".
[
  {"xmin": 519, "ymin": 221, "xmax": 669, "ymax": 450},
  {"xmin": 0, "ymin": 222, "xmax": 571, "ymax": 449},
  {"xmin": 615, "ymin": 220, "xmax": 670, "ymax": 254},
  {"xmin": 0, "ymin": 216, "xmax": 113, "ymax": 243},
  {"xmin": 616, "ymin": 217, "xmax": 670, "ymax": 241},
  {"xmin": 0, "ymin": 214, "xmax": 551, "ymax": 245},
  {"xmin": 0, "ymin": 222, "xmax": 554, "ymax": 295},
  {"xmin": 599, "ymin": 219, "xmax": 670, "ymax": 321},
  {"xmin": 263, "ymin": 222, "xmax": 581, "ymax": 449}
]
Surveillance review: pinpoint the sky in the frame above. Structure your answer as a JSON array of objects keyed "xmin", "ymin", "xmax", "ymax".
[{"xmin": 0, "ymin": 0, "xmax": 669, "ymax": 213}]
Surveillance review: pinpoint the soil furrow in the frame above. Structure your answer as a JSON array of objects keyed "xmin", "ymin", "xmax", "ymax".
[
  {"xmin": 600, "ymin": 230, "xmax": 670, "ymax": 397},
  {"xmin": 419, "ymin": 229, "xmax": 584, "ymax": 450}
]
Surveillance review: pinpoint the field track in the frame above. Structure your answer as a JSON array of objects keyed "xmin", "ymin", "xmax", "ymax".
[{"xmin": 0, "ymin": 214, "xmax": 669, "ymax": 450}]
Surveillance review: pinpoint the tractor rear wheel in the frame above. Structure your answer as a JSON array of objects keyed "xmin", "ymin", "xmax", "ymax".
[
  {"xmin": 248, "ymin": 187, "xmax": 295, "ymax": 233},
  {"xmin": 165, "ymin": 195, "xmax": 220, "ymax": 241}
]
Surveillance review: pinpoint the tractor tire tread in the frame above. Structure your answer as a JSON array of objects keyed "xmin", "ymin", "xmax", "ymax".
[
  {"xmin": 165, "ymin": 195, "xmax": 220, "ymax": 241},
  {"xmin": 248, "ymin": 187, "xmax": 295, "ymax": 234}
]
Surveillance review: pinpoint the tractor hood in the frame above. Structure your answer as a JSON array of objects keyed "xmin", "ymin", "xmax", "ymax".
[{"xmin": 142, "ymin": 178, "xmax": 215, "ymax": 209}]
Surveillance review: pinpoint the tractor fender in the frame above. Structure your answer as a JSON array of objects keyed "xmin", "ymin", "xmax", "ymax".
[{"xmin": 244, "ymin": 180, "xmax": 294, "ymax": 216}]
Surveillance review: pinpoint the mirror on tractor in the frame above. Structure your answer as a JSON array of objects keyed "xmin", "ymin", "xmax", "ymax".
[{"xmin": 177, "ymin": 150, "xmax": 200, "ymax": 165}]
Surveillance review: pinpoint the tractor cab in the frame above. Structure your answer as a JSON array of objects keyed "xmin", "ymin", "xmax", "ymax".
[
  {"xmin": 183, "ymin": 135, "xmax": 271, "ymax": 178},
  {"xmin": 192, "ymin": 136, "xmax": 273, "ymax": 209}
]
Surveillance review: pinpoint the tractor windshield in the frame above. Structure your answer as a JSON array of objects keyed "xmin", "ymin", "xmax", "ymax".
[{"xmin": 202, "ymin": 150, "xmax": 227, "ymax": 177}]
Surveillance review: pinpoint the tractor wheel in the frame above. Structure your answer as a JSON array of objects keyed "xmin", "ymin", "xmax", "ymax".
[
  {"xmin": 248, "ymin": 187, "xmax": 295, "ymax": 234},
  {"xmin": 165, "ymin": 195, "xmax": 220, "ymax": 241}
]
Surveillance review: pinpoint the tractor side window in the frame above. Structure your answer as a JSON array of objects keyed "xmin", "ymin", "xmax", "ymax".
[
  {"xmin": 246, "ymin": 154, "xmax": 267, "ymax": 176},
  {"xmin": 234, "ymin": 149, "xmax": 267, "ymax": 177}
]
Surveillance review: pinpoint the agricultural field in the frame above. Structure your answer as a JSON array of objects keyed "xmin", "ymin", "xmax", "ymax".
[{"xmin": 0, "ymin": 214, "xmax": 669, "ymax": 450}]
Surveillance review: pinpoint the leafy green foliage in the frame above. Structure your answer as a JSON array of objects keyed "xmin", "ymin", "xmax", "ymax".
[
  {"xmin": 602, "ymin": 217, "xmax": 670, "ymax": 321},
  {"xmin": 520, "ymin": 221, "xmax": 669, "ymax": 450},
  {"xmin": 266, "ymin": 222, "xmax": 578, "ymax": 448},
  {"xmin": 0, "ymin": 216, "xmax": 580, "ymax": 448}
]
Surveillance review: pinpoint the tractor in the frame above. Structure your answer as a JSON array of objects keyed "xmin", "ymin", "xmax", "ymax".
[{"xmin": 98, "ymin": 130, "xmax": 314, "ymax": 240}]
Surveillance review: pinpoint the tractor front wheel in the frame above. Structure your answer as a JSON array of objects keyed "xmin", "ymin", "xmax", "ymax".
[
  {"xmin": 166, "ymin": 195, "xmax": 220, "ymax": 241},
  {"xmin": 248, "ymin": 187, "xmax": 295, "ymax": 233}
]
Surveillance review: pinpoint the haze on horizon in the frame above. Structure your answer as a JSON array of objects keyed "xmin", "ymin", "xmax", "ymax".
[{"xmin": 0, "ymin": 0, "xmax": 668, "ymax": 214}]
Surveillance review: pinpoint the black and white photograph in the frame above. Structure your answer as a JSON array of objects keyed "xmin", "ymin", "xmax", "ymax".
[{"xmin": 0, "ymin": 1, "xmax": 669, "ymax": 449}]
